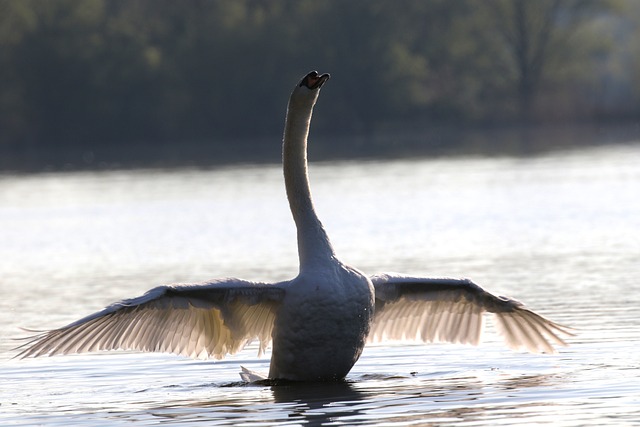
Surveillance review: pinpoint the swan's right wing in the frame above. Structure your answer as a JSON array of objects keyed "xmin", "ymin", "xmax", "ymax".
[
  {"xmin": 370, "ymin": 273, "xmax": 573, "ymax": 354},
  {"xmin": 15, "ymin": 278, "xmax": 285, "ymax": 360}
]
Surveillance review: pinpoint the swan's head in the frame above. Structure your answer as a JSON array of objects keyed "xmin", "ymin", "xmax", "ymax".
[
  {"xmin": 290, "ymin": 71, "xmax": 330, "ymax": 107},
  {"xmin": 299, "ymin": 71, "xmax": 330, "ymax": 90}
]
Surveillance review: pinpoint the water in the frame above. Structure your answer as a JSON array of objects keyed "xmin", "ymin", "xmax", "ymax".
[{"xmin": 1, "ymin": 143, "xmax": 639, "ymax": 425}]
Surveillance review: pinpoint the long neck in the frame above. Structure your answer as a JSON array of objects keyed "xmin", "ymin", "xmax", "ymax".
[{"xmin": 282, "ymin": 98, "xmax": 335, "ymax": 270}]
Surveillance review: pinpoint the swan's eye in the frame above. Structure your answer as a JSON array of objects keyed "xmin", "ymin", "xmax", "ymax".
[{"xmin": 300, "ymin": 74, "xmax": 318, "ymax": 88}]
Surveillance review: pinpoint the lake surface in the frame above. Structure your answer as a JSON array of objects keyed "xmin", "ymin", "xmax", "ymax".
[{"xmin": 1, "ymin": 143, "xmax": 639, "ymax": 426}]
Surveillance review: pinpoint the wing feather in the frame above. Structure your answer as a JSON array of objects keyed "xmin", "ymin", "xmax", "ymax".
[
  {"xmin": 15, "ymin": 278, "xmax": 285, "ymax": 360},
  {"xmin": 370, "ymin": 273, "xmax": 573, "ymax": 354}
]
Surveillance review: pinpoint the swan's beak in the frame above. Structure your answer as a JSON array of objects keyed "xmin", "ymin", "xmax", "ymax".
[{"xmin": 300, "ymin": 71, "xmax": 330, "ymax": 90}]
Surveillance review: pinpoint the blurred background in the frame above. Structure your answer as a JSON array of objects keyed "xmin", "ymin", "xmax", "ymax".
[{"xmin": 1, "ymin": 0, "xmax": 639, "ymax": 171}]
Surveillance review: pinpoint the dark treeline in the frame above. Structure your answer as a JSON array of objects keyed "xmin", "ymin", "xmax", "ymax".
[{"xmin": 1, "ymin": 0, "xmax": 639, "ymax": 170}]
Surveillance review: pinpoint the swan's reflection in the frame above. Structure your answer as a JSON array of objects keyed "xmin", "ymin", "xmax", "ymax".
[
  {"xmin": 143, "ymin": 369, "xmax": 567, "ymax": 426},
  {"xmin": 270, "ymin": 380, "xmax": 368, "ymax": 426},
  {"xmin": 270, "ymin": 370, "xmax": 565, "ymax": 426}
]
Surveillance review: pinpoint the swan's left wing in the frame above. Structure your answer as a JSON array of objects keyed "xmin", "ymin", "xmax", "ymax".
[
  {"xmin": 15, "ymin": 278, "xmax": 285, "ymax": 360},
  {"xmin": 369, "ymin": 273, "xmax": 573, "ymax": 354}
]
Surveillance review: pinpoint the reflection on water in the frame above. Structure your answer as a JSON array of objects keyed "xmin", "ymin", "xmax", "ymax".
[{"xmin": 1, "ymin": 143, "xmax": 640, "ymax": 425}]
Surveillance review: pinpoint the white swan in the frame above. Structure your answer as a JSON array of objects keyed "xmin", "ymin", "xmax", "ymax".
[{"xmin": 16, "ymin": 71, "xmax": 572, "ymax": 381}]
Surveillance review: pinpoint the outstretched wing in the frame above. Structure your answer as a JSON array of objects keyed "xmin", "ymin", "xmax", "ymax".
[
  {"xmin": 369, "ymin": 273, "xmax": 573, "ymax": 354},
  {"xmin": 15, "ymin": 278, "xmax": 286, "ymax": 360}
]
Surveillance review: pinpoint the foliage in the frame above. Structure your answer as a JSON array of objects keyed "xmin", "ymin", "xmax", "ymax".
[{"xmin": 0, "ymin": 0, "xmax": 637, "ymax": 166}]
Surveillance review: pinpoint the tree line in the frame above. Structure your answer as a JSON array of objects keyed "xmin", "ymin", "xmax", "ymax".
[{"xmin": 1, "ymin": 0, "xmax": 639, "ymax": 169}]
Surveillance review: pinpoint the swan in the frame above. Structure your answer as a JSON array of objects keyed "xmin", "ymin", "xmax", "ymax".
[{"xmin": 16, "ymin": 71, "xmax": 572, "ymax": 382}]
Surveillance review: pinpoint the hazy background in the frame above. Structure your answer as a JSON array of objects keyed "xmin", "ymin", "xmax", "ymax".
[{"xmin": 1, "ymin": 0, "xmax": 639, "ymax": 171}]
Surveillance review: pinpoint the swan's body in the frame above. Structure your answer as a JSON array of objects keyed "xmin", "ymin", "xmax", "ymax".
[
  {"xmin": 269, "ymin": 73, "xmax": 374, "ymax": 379},
  {"xmin": 16, "ymin": 72, "xmax": 572, "ymax": 381}
]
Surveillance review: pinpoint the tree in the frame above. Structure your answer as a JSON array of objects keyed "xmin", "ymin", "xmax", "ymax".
[{"xmin": 477, "ymin": 0, "xmax": 615, "ymax": 122}]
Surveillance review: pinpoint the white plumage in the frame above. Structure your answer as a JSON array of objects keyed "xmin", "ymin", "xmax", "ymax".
[
  {"xmin": 16, "ymin": 71, "xmax": 572, "ymax": 381},
  {"xmin": 369, "ymin": 273, "xmax": 571, "ymax": 354}
]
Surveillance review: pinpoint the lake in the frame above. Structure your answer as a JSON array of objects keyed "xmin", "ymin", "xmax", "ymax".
[{"xmin": 1, "ymin": 142, "xmax": 639, "ymax": 426}]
